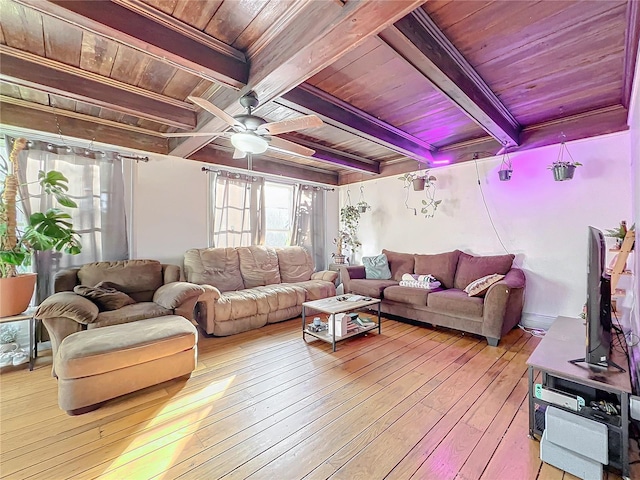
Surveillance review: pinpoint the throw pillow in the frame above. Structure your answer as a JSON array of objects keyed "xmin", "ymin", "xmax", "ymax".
[
  {"xmin": 363, "ymin": 254, "xmax": 392, "ymax": 280},
  {"xmin": 464, "ymin": 274, "xmax": 505, "ymax": 297},
  {"xmin": 73, "ymin": 282, "xmax": 136, "ymax": 311}
]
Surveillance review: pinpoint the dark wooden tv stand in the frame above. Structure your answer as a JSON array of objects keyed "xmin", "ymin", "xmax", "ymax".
[{"xmin": 527, "ymin": 316, "xmax": 632, "ymax": 478}]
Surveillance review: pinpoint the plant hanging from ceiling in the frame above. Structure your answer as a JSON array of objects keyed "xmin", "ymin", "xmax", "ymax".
[
  {"xmin": 548, "ymin": 134, "xmax": 582, "ymax": 181},
  {"xmin": 399, "ymin": 168, "xmax": 442, "ymax": 218},
  {"xmin": 332, "ymin": 190, "xmax": 362, "ymax": 264}
]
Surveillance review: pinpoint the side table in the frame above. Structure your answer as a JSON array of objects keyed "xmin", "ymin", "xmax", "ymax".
[{"xmin": 0, "ymin": 307, "xmax": 39, "ymax": 371}]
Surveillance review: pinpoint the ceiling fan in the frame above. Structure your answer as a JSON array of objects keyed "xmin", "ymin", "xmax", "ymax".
[{"xmin": 163, "ymin": 92, "xmax": 324, "ymax": 159}]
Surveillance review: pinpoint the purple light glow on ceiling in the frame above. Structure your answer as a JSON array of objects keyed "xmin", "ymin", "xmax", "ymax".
[{"xmin": 431, "ymin": 159, "xmax": 450, "ymax": 165}]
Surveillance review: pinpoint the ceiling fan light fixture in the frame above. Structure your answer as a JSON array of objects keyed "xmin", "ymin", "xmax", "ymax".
[{"xmin": 231, "ymin": 132, "xmax": 268, "ymax": 154}]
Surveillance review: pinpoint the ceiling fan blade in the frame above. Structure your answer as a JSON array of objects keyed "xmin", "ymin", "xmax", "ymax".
[
  {"xmin": 260, "ymin": 115, "xmax": 323, "ymax": 135},
  {"xmin": 269, "ymin": 136, "xmax": 315, "ymax": 157},
  {"xmin": 161, "ymin": 131, "xmax": 230, "ymax": 138},
  {"xmin": 233, "ymin": 148, "xmax": 247, "ymax": 159},
  {"xmin": 188, "ymin": 96, "xmax": 238, "ymax": 127}
]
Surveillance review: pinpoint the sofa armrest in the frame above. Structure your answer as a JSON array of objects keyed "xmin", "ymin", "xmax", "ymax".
[
  {"xmin": 482, "ymin": 268, "xmax": 526, "ymax": 340},
  {"xmin": 153, "ymin": 281, "xmax": 204, "ymax": 309},
  {"xmin": 36, "ymin": 292, "xmax": 99, "ymax": 325},
  {"xmin": 36, "ymin": 292, "xmax": 97, "ymax": 372},
  {"xmin": 193, "ymin": 285, "xmax": 222, "ymax": 334},
  {"xmin": 339, "ymin": 265, "xmax": 366, "ymax": 293},
  {"xmin": 311, "ymin": 270, "xmax": 339, "ymax": 283}
]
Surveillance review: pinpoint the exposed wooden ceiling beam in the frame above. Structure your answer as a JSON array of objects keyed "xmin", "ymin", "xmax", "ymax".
[
  {"xmin": 0, "ymin": 45, "xmax": 196, "ymax": 129},
  {"xmin": 277, "ymin": 134, "xmax": 380, "ymax": 174},
  {"xmin": 170, "ymin": 0, "xmax": 426, "ymax": 158},
  {"xmin": 428, "ymin": 104, "xmax": 629, "ymax": 164},
  {"xmin": 277, "ymin": 83, "xmax": 434, "ymax": 163},
  {"xmin": 14, "ymin": 0, "xmax": 248, "ymax": 89},
  {"xmin": 339, "ymin": 104, "xmax": 628, "ymax": 184},
  {"xmin": 0, "ymin": 95, "xmax": 168, "ymax": 154},
  {"xmin": 379, "ymin": 9, "xmax": 521, "ymax": 148},
  {"xmin": 189, "ymin": 146, "xmax": 339, "ymax": 186},
  {"xmin": 622, "ymin": 0, "xmax": 640, "ymax": 108}
]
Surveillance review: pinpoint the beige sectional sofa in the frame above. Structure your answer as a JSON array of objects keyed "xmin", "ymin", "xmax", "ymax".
[
  {"xmin": 184, "ymin": 246, "xmax": 338, "ymax": 336},
  {"xmin": 340, "ymin": 249, "xmax": 525, "ymax": 346}
]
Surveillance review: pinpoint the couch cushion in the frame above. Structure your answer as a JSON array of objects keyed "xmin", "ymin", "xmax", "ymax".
[
  {"xmin": 294, "ymin": 279, "xmax": 337, "ymax": 301},
  {"xmin": 73, "ymin": 282, "xmax": 136, "ymax": 311},
  {"xmin": 77, "ymin": 260, "xmax": 163, "ymax": 302},
  {"xmin": 215, "ymin": 290, "xmax": 271, "ymax": 322},
  {"xmin": 414, "ymin": 250, "xmax": 461, "ymax": 289},
  {"xmin": 276, "ymin": 246, "xmax": 313, "ymax": 283},
  {"xmin": 89, "ymin": 302, "xmax": 172, "ymax": 329},
  {"xmin": 254, "ymin": 284, "xmax": 306, "ymax": 312},
  {"xmin": 348, "ymin": 279, "xmax": 398, "ymax": 298},
  {"xmin": 427, "ymin": 289, "xmax": 484, "ymax": 318},
  {"xmin": 453, "ymin": 253, "xmax": 515, "ymax": 290},
  {"xmin": 363, "ymin": 254, "xmax": 392, "ymax": 280},
  {"xmin": 383, "ymin": 285, "xmax": 442, "ymax": 306},
  {"xmin": 238, "ymin": 246, "xmax": 282, "ymax": 288},
  {"xmin": 184, "ymin": 247, "xmax": 244, "ymax": 292},
  {"xmin": 382, "ymin": 249, "xmax": 415, "ymax": 281},
  {"xmin": 464, "ymin": 273, "xmax": 505, "ymax": 297},
  {"xmin": 57, "ymin": 315, "xmax": 196, "ymax": 379}
]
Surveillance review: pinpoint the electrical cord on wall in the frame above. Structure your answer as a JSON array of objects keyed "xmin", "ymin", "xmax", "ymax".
[{"xmin": 473, "ymin": 159, "xmax": 522, "ymax": 270}]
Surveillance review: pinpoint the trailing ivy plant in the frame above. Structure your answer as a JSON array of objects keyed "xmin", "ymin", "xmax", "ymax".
[
  {"xmin": 337, "ymin": 205, "xmax": 362, "ymax": 255},
  {"xmin": 398, "ymin": 170, "xmax": 442, "ymax": 218}
]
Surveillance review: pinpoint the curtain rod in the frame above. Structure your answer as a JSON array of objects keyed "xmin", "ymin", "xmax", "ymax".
[{"xmin": 201, "ymin": 166, "xmax": 335, "ymax": 191}]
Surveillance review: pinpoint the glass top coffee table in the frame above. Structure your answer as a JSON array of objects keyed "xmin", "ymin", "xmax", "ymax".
[{"xmin": 302, "ymin": 294, "xmax": 381, "ymax": 352}]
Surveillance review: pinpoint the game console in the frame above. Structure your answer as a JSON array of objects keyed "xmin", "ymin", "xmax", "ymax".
[{"xmin": 535, "ymin": 384, "xmax": 585, "ymax": 411}]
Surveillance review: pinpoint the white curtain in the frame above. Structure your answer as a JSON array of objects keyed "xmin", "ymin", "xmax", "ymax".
[
  {"xmin": 290, "ymin": 185, "xmax": 327, "ymax": 270},
  {"xmin": 210, "ymin": 171, "xmax": 265, "ymax": 247},
  {"xmin": 16, "ymin": 140, "xmax": 128, "ymax": 302}
]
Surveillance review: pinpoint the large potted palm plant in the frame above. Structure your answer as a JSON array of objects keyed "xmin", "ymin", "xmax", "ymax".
[{"xmin": 0, "ymin": 138, "xmax": 82, "ymax": 317}]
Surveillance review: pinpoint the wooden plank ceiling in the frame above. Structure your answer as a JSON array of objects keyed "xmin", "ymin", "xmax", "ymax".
[{"xmin": 0, "ymin": 0, "xmax": 637, "ymax": 185}]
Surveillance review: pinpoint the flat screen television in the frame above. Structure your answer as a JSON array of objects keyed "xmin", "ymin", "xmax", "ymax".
[{"xmin": 570, "ymin": 226, "xmax": 623, "ymax": 371}]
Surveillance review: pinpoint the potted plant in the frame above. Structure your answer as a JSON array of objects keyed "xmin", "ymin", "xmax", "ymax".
[
  {"xmin": 605, "ymin": 222, "xmax": 634, "ymax": 250},
  {"xmin": 399, "ymin": 170, "xmax": 442, "ymax": 218},
  {"xmin": 399, "ymin": 172, "xmax": 431, "ymax": 191},
  {"xmin": 333, "ymin": 205, "xmax": 362, "ymax": 261},
  {"xmin": 356, "ymin": 200, "xmax": 370, "ymax": 214},
  {"xmin": 498, "ymin": 152, "xmax": 513, "ymax": 181},
  {"xmin": 0, "ymin": 138, "xmax": 82, "ymax": 317},
  {"xmin": 548, "ymin": 160, "xmax": 582, "ymax": 181}
]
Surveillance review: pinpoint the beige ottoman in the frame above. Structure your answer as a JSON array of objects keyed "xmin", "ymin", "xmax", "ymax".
[{"xmin": 55, "ymin": 315, "xmax": 197, "ymax": 415}]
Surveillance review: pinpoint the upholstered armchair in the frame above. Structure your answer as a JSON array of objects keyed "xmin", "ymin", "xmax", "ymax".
[{"xmin": 35, "ymin": 260, "xmax": 204, "ymax": 366}]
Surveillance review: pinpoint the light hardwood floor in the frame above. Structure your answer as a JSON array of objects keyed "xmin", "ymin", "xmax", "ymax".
[{"xmin": 0, "ymin": 317, "xmax": 637, "ymax": 479}]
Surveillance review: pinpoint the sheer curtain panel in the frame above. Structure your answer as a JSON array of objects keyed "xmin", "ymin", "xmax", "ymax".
[
  {"xmin": 210, "ymin": 171, "xmax": 265, "ymax": 248},
  {"xmin": 16, "ymin": 140, "xmax": 129, "ymax": 302},
  {"xmin": 290, "ymin": 185, "xmax": 327, "ymax": 270}
]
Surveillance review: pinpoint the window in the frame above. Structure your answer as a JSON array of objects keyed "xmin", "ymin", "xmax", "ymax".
[{"xmin": 264, "ymin": 182, "xmax": 294, "ymax": 247}]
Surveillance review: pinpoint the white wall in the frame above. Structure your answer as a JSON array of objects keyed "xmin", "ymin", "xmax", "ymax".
[
  {"xmin": 342, "ymin": 132, "xmax": 632, "ymax": 323},
  {"xmin": 129, "ymin": 156, "xmax": 341, "ymax": 269},
  {"xmin": 627, "ymin": 43, "xmax": 640, "ymax": 389},
  {"xmin": 130, "ymin": 155, "xmax": 209, "ymax": 266}
]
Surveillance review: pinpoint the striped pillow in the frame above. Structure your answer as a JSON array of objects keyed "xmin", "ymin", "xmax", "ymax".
[{"xmin": 464, "ymin": 274, "xmax": 505, "ymax": 297}]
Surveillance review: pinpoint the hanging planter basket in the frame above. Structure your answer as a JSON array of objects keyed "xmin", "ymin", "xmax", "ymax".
[
  {"xmin": 498, "ymin": 169, "xmax": 513, "ymax": 181},
  {"xmin": 412, "ymin": 177, "xmax": 425, "ymax": 191},
  {"xmin": 498, "ymin": 149, "xmax": 513, "ymax": 182},
  {"xmin": 552, "ymin": 164, "xmax": 576, "ymax": 181}
]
